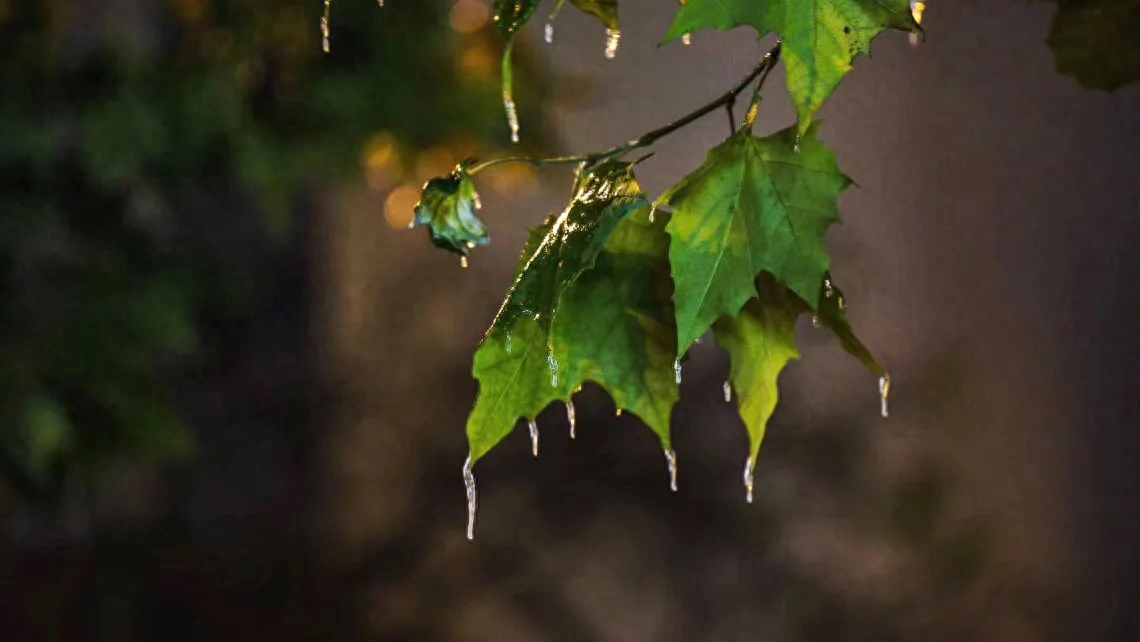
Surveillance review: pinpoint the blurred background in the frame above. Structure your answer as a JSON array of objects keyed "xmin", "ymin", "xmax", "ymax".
[{"xmin": 1, "ymin": 0, "xmax": 1138, "ymax": 640}]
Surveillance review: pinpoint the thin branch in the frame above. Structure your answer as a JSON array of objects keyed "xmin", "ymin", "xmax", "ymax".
[{"xmin": 468, "ymin": 43, "xmax": 781, "ymax": 176}]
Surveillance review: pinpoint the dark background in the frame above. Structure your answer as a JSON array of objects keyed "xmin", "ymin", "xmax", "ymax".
[{"xmin": 1, "ymin": 0, "xmax": 1138, "ymax": 640}]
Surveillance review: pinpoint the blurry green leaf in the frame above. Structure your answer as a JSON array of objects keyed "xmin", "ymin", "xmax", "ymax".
[
  {"xmin": 493, "ymin": 0, "xmax": 542, "ymax": 37},
  {"xmin": 662, "ymin": 123, "xmax": 849, "ymax": 354},
  {"xmin": 22, "ymin": 394, "xmax": 72, "ymax": 478},
  {"xmin": 569, "ymin": 0, "xmax": 619, "ymax": 30},
  {"xmin": 713, "ymin": 273, "xmax": 801, "ymax": 459},
  {"xmin": 664, "ymin": 0, "xmax": 919, "ymax": 130},
  {"xmin": 467, "ymin": 161, "xmax": 647, "ymax": 462},
  {"xmin": 412, "ymin": 168, "xmax": 488, "ymax": 256},
  {"xmin": 1045, "ymin": 0, "xmax": 1140, "ymax": 91}
]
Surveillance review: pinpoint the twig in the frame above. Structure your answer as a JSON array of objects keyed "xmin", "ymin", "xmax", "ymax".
[{"xmin": 467, "ymin": 43, "xmax": 782, "ymax": 175}]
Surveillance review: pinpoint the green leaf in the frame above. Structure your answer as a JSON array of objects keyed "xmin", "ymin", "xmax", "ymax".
[
  {"xmin": 662, "ymin": 123, "xmax": 850, "ymax": 354},
  {"xmin": 1044, "ymin": 0, "xmax": 1140, "ymax": 91},
  {"xmin": 412, "ymin": 168, "xmax": 488, "ymax": 256},
  {"xmin": 467, "ymin": 161, "xmax": 649, "ymax": 462},
  {"xmin": 553, "ymin": 206, "xmax": 679, "ymax": 448},
  {"xmin": 713, "ymin": 273, "xmax": 801, "ymax": 459},
  {"xmin": 569, "ymin": 0, "xmax": 619, "ymax": 30},
  {"xmin": 493, "ymin": 0, "xmax": 542, "ymax": 38},
  {"xmin": 817, "ymin": 273, "xmax": 885, "ymax": 377},
  {"xmin": 664, "ymin": 0, "xmax": 920, "ymax": 130}
]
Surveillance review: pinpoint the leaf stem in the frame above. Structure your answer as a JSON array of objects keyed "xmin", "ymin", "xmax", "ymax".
[{"xmin": 467, "ymin": 43, "xmax": 782, "ymax": 175}]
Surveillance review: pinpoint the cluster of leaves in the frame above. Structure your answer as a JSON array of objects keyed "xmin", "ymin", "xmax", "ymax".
[
  {"xmin": 413, "ymin": 0, "xmax": 923, "ymax": 487},
  {"xmin": 0, "ymin": 0, "xmax": 522, "ymax": 500}
]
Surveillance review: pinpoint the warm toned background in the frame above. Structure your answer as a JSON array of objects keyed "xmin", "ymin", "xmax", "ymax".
[{"xmin": 2, "ymin": 0, "xmax": 1138, "ymax": 640}]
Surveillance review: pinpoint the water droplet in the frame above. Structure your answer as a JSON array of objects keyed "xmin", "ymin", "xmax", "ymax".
[
  {"xmin": 681, "ymin": 33, "xmax": 692, "ymax": 46},
  {"xmin": 674, "ymin": 359, "xmax": 682, "ymax": 385},
  {"xmin": 663, "ymin": 448, "xmax": 678, "ymax": 492},
  {"xmin": 320, "ymin": 0, "xmax": 331, "ymax": 53},
  {"xmin": 794, "ymin": 143, "xmax": 801, "ymax": 154},
  {"xmin": 462, "ymin": 455, "xmax": 477, "ymax": 540},
  {"xmin": 811, "ymin": 315, "xmax": 821, "ymax": 328},
  {"xmin": 879, "ymin": 374, "xmax": 891, "ymax": 418},
  {"xmin": 566, "ymin": 400, "xmax": 576, "ymax": 439},
  {"xmin": 460, "ymin": 255, "xmax": 468, "ymax": 269},
  {"xmin": 604, "ymin": 29, "xmax": 621, "ymax": 59},
  {"xmin": 615, "ymin": 408, "xmax": 623, "ymax": 417},
  {"xmin": 824, "ymin": 278, "xmax": 834, "ymax": 298},
  {"xmin": 503, "ymin": 94, "xmax": 520, "ymax": 144},
  {"xmin": 547, "ymin": 352, "xmax": 559, "ymax": 387},
  {"xmin": 742, "ymin": 456, "xmax": 755, "ymax": 504},
  {"xmin": 376, "ymin": 0, "xmax": 383, "ymax": 6},
  {"xmin": 528, "ymin": 418, "xmax": 539, "ymax": 457},
  {"xmin": 723, "ymin": 380, "xmax": 732, "ymax": 403},
  {"xmin": 472, "ymin": 192, "xmax": 482, "ymax": 210},
  {"xmin": 407, "ymin": 217, "xmax": 416, "ymax": 230},
  {"xmin": 544, "ymin": 21, "xmax": 555, "ymax": 43},
  {"xmin": 837, "ymin": 295, "xmax": 846, "ymax": 310},
  {"xmin": 504, "ymin": 332, "xmax": 512, "ymax": 354},
  {"xmin": 648, "ymin": 205, "xmax": 656, "ymax": 224}
]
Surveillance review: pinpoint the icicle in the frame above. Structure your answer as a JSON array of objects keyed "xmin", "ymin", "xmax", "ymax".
[
  {"xmin": 663, "ymin": 448, "xmax": 678, "ymax": 492},
  {"xmin": 544, "ymin": 21, "xmax": 555, "ymax": 43},
  {"xmin": 604, "ymin": 29, "xmax": 621, "ymax": 60},
  {"xmin": 566, "ymin": 400, "xmax": 576, "ymax": 439},
  {"xmin": 811, "ymin": 315, "xmax": 821, "ymax": 328},
  {"xmin": 463, "ymin": 455, "xmax": 477, "ymax": 540},
  {"xmin": 723, "ymin": 380, "xmax": 732, "ymax": 403},
  {"xmin": 460, "ymin": 256, "xmax": 468, "ymax": 269},
  {"xmin": 824, "ymin": 278, "xmax": 834, "ymax": 299},
  {"xmin": 673, "ymin": 359, "xmax": 682, "ymax": 385},
  {"xmin": 504, "ymin": 94, "xmax": 520, "ymax": 144},
  {"xmin": 742, "ymin": 456, "xmax": 755, "ymax": 504},
  {"xmin": 547, "ymin": 352, "xmax": 559, "ymax": 387},
  {"xmin": 879, "ymin": 374, "xmax": 891, "ymax": 418},
  {"xmin": 407, "ymin": 218, "xmax": 416, "ymax": 230},
  {"xmin": 528, "ymin": 418, "xmax": 539, "ymax": 457},
  {"xmin": 681, "ymin": 33, "xmax": 692, "ymax": 46},
  {"xmin": 320, "ymin": 0, "xmax": 332, "ymax": 53}
]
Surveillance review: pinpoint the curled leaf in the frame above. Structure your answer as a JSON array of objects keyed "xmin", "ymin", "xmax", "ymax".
[{"xmin": 412, "ymin": 168, "xmax": 487, "ymax": 256}]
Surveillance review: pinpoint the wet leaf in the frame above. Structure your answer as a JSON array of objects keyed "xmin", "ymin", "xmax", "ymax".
[
  {"xmin": 569, "ymin": 0, "xmax": 619, "ymax": 30},
  {"xmin": 713, "ymin": 273, "xmax": 801, "ymax": 459},
  {"xmin": 664, "ymin": 0, "xmax": 920, "ymax": 130},
  {"xmin": 1044, "ymin": 0, "xmax": 1140, "ymax": 91},
  {"xmin": 493, "ymin": 0, "xmax": 542, "ymax": 37},
  {"xmin": 816, "ymin": 273, "xmax": 885, "ymax": 377},
  {"xmin": 412, "ymin": 168, "xmax": 487, "ymax": 256},
  {"xmin": 661, "ymin": 123, "xmax": 850, "ymax": 354},
  {"xmin": 466, "ymin": 161, "xmax": 651, "ymax": 461}
]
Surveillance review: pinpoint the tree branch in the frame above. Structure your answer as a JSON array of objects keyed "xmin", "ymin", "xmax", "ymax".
[{"xmin": 467, "ymin": 43, "xmax": 782, "ymax": 176}]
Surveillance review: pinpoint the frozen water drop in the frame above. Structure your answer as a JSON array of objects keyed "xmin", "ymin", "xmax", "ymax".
[
  {"xmin": 811, "ymin": 315, "xmax": 821, "ymax": 328},
  {"xmin": 838, "ymin": 295, "xmax": 846, "ymax": 310},
  {"xmin": 615, "ymin": 408, "xmax": 623, "ymax": 417},
  {"xmin": 824, "ymin": 278, "xmax": 834, "ymax": 298},
  {"xmin": 674, "ymin": 359, "xmax": 682, "ymax": 385},
  {"xmin": 503, "ymin": 94, "xmax": 520, "ymax": 144},
  {"xmin": 742, "ymin": 456, "xmax": 755, "ymax": 504},
  {"xmin": 723, "ymin": 380, "xmax": 732, "ymax": 403},
  {"xmin": 682, "ymin": 33, "xmax": 692, "ymax": 46},
  {"xmin": 566, "ymin": 400, "xmax": 576, "ymax": 439},
  {"xmin": 462, "ymin": 455, "xmax": 477, "ymax": 540},
  {"xmin": 547, "ymin": 352, "xmax": 559, "ymax": 387},
  {"xmin": 460, "ymin": 255, "xmax": 468, "ymax": 269},
  {"xmin": 320, "ymin": 0, "xmax": 331, "ymax": 53},
  {"xmin": 528, "ymin": 418, "xmax": 539, "ymax": 457},
  {"xmin": 879, "ymin": 374, "xmax": 891, "ymax": 418},
  {"xmin": 544, "ymin": 21, "xmax": 555, "ymax": 43},
  {"xmin": 472, "ymin": 191, "xmax": 482, "ymax": 210},
  {"xmin": 663, "ymin": 448, "xmax": 678, "ymax": 492},
  {"xmin": 648, "ymin": 205, "xmax": 656, "ymax": 224},
  {"xmin": 604, "ymin": 29, "xmax": 621, "ymax": 60}
]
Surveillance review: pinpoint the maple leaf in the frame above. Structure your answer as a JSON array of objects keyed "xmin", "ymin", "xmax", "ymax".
[
  {"xmin": 467, "ymin": 161, "xmax": 677, "ymax": 462},
  {"xmin": 664, "ymin": 0, "xmax": 920, "ymax": 130},
  {"xmin": 661, "ymin": 123, "xmax": 850, "ymax": 355},
  {"xmin": 411, "ymin": 167, "xmax": 487, "ymax": 256},
  {"xmin": 1044, "ymin": 0, "xmax": 1140, "ymax": 91}
]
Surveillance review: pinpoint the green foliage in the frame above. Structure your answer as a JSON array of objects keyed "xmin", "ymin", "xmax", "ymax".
[
  {"xmin": 1044, "ymin": 0, "xmax": 1140, "ymax": 90},
  {"xmin": 661, "ymin": 123, "xmax": 849, "ymax": 354},
  {"xmin": 413, "ymin": 167, "xmax": 488, "ymax": 255},
  {"xmin": 665, "ymin": 0, "xmax": 920, "ymax": 131},
  {"xmin": 0, "ymin": 0, "xmax": 520, "ymax": 500}
]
